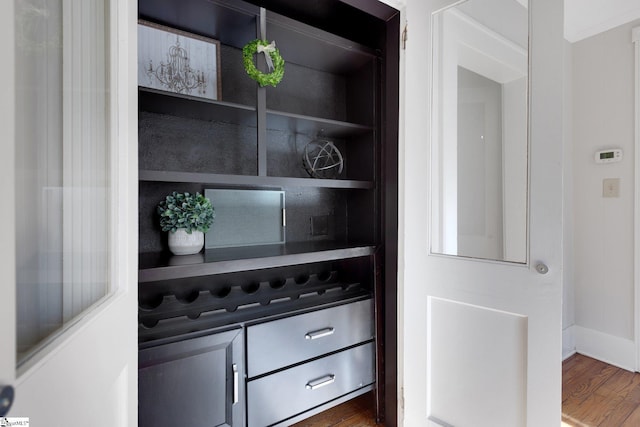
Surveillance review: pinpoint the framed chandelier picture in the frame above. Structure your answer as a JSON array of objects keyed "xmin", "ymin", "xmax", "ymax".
[{"xmin": 138, "ymin": 20, "xmax": 221, "ymax": 101}]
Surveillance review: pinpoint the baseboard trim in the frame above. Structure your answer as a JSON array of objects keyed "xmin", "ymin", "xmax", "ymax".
[
  {"xmin": 573, "ymin": 325, "xmax": 635, "ymax": 372},
  {"xmin": 562, "ymin": 325, "xmax": 576, "ymax": 360}
]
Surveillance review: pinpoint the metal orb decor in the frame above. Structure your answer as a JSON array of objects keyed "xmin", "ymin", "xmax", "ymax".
[{"xmin": 303, "ymin": 139, "xmax": 344, "ymax": 179}]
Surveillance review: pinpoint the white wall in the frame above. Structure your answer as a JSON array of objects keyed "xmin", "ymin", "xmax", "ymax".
[{"xmin": 570, "ymin": 19, "xmax": 640, "ymax": 370}]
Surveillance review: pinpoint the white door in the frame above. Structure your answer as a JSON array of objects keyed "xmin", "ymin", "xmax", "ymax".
[
  {"xmin": 400, "ymin": 0, "xmax": 563, "ymax": 425},
  {"xmin": 0, "ymin": 0, "xmax": 138, "ymax": 425}
]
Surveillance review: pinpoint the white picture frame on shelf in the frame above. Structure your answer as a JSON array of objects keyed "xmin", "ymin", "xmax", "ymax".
[{"xmin": 138, "ymin": 20, "xmax": 221, "ymax": 101}]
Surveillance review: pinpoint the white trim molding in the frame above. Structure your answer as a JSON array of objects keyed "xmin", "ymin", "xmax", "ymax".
[
  {"xmin": 633, "ymin": 26, "xmax": 640, "ymax": 372},
  {"xmin": 575, "ymin": 325, "xmax": 635, "ymax": 372},
  {"xmin": 562, "ymin": 325, "xmax": 576, "ymax": 361},
  {"xmin": 565, "ymin": 0, "xmax": 640, "ymax": 43}
]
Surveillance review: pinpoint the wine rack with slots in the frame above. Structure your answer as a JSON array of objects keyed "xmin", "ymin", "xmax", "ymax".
[{"xmin": 138, "ymin": 257, "xmax": 373, "ymax": 343}]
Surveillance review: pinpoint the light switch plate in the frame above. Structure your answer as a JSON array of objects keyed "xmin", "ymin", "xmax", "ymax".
[{"xmin": 603, "ymin": 178, "xmax": 620, "ymax": 198}]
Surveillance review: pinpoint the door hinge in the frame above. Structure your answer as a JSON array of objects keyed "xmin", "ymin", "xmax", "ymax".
[{"xmin": 402, "ymin": 23, "xmax": 408, "ymax": 50}]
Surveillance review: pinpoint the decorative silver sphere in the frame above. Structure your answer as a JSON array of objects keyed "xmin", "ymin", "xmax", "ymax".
[{"xmin": 303, "ymin": 139, "xmax": 344, "ymax": 179}]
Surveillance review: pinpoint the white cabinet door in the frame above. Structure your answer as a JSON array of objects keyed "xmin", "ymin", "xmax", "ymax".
[
  {"xmin": 0, "ymin": 0, "xmax": 138, "ymax": 425},
  {"xmin": 400, "ymin": 0, "xmax": 563, "ymax": 425}
]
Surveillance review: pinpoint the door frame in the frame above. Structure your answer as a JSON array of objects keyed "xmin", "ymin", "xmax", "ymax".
[{"xmin": 633, "ymin": 25, "xmax": 640, "ymax": 372}]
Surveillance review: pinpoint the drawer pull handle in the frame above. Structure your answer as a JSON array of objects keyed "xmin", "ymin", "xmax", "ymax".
[
  {"xmin": 232, "ymin": 363, "xmax": 239, "ymax": 404},
  {"xmin": 305, "ymin": 327, "xmax": 335, "ymax": 340},
  {"xmin": 306, "ymin": 374, "xmax": 336, "ymax": 390}
]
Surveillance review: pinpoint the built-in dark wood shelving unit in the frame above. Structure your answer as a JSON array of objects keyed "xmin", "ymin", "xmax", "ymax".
[{"xmin": 137, "ymin": 0, "xmax": 399, "ymax": 424}]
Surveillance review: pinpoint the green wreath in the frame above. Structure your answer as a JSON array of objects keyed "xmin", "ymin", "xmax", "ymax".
[{"xmin": 242, "ymin": 39, "xmax": 285, "ymax": 87}]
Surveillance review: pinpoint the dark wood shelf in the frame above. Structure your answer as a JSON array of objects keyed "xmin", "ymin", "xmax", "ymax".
[
  {"xmin": 139, "ymin": 170, "xmax": 374, "ymax": 189},
  {"xmin": 139, "ymin": 87, "xmax": 257, "ymax": 124},
  {"xmin": 139, "ymin": 88, "xmax": 373, "ymax": 139},
  {"xmin": 139, "ymin": 241, "xmax": 377, "ymax": 282},
  {"xmin": 266, "ymin": 110, "xmax": 373, "ymax": 138},
  {"xmin": 265, "ymin": 8, "xmax": 377, "ymax": 74},
  {"xmin": 138, "ymin": 86, "xmax": 257, "ymax": 126},
  {"xmin": 140, "ymin": 0, "xmax": 260, "ymax": 49}
]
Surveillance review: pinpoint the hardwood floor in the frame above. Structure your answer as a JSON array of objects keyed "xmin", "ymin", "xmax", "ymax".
[
  {"xmin": 563, "ymin": 353, "xmax": 640, "ymax": 426},
  {"xmin": 293, "ymin": 354, "xmax": 640, "ymax": 427},
  {"xmin": 290, "ymin": 393, "xmax": 379, "ymax": 427}
]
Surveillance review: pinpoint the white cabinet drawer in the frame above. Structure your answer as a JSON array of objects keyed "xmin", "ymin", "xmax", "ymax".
[
  {"xmin": 247, "ymin": 298, "xmax": 373, "ymax": 377},
  {"xmin": 247, "ymin": 342, "xmax": 374, "ymax": 427}
]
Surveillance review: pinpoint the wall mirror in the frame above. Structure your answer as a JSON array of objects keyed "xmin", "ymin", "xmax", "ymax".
[{"xmin": 430, "ymin": 0, "xmax": 529, "ymax": 263}]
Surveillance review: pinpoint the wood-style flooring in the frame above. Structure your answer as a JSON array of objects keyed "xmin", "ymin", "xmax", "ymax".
[
  {"xmin": 563, "ymin": 353, "xmax": 640, "ymax": 426},
  {"xmin": 292, "ymin": 353, "xmax": 640, "ymax": 426},
  {"xmin": 290, "ymin": 392, "xmax": 378, "ymax": 427}
]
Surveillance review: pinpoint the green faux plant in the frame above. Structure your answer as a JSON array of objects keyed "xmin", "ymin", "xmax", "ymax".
[{"xmin": 157, "ymin": 192, "xmax": 215, "ymax": 234}]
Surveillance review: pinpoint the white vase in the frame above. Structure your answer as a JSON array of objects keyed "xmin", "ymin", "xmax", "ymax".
[{"xmin": 168, "ymin": 229, "xmax": 204, "ymax": 255}]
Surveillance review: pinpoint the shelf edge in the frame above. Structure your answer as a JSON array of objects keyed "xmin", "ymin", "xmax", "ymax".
[
  {"xmin": 139, "ymin": 245, "xmax": 376, "ymax": 282},
  {"xmin": 139, "ymin": 86, "xmax": 257, "ymax": 112},
  {"xmin": 139, "ymin": 170, "xmax": 374, "ymax": 189},
  {"xmin": 266, "ymin": 109, "xmax": 373, "ymax": 132}
]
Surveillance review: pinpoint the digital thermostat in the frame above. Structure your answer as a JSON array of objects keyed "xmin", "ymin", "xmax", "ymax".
[{"xmin": 595, "ymin": 149, "xmax": 623, "ymax": 164}]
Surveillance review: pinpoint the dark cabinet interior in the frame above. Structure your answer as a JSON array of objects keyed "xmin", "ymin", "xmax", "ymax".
[{"xmin": 137, "ymin": 0, "xmax": 399, "ymax": 425}]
